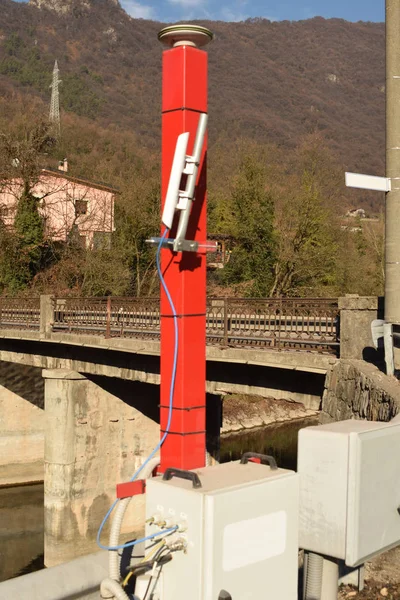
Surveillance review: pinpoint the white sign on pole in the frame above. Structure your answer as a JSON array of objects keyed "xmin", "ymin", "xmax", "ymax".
[{"xmin": 345, "ymin": 172, "xmax": 391, "ymax": 192}]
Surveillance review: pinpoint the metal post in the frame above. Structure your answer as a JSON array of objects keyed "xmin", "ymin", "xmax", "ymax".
[
  {"xmin": 385, "ymin": 0, "xmax": 400, "ymax": 341},
  {"xmin": 384, "ymin": 321, "xmax": 395, "ymax": 375},
  {"xmin": 158, "ymin": 25, "xmax": 213, "ymax": 472},
  {"xmin": 278, "ymin": 297, "xmax": 283, "ymax": 350},
  {"xmin": 223, "ymin": 297, "xmax": 228, "ymax": 347},
  {"xmin": 106, "ymin": 296, "xmax": 111, "ymax": 339}
]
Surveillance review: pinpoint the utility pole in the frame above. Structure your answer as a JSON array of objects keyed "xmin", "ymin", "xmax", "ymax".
[
  {"xmin": 49, "ymin": 60, "xmax": 61, "ymax": 139},
  {"xmin": 385, "ymin": 0, "xmax": 400, "ymax": 331},
  {"xmin": 345, "ymin": 2, "xmax": 400, "ymax": 373}
]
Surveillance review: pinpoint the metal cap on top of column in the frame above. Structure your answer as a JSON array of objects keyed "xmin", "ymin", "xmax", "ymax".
[
  {"xmin": 158, "ymin": 24, "xmax": 214, "ymax": 48},
  {"xmin": 158, "ymin": 24, "xmax": 213, "ymax": 473}
]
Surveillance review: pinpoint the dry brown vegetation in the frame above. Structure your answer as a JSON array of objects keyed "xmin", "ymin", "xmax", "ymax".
[
  {"xmin": 0, "ymin": 1, "xmax": 388, "ymax": 297},
  {"xmin": 0, "ymin": 0, "xmax": 386, "ymax": 212}
]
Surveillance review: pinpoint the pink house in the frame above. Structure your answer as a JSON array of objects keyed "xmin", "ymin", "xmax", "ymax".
[{"xmin": 0, "ymin": 162, "xmax": 117, "ymax": 249}]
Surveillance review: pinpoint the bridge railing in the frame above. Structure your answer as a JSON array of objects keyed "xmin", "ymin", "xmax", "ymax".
[
  {"xmin": 0, "ymin": 297, "xmax": 40, "ymax": 330},
  {"xmin": 207, "ymin": 297, "xmax": 339, "ymax": 353},
  {"xmin": 50, "ymin": 296, "xmax": 339, "ymax": 354},
  {"xmin": 52, "ymin": 297, "xmax": 160, "ymax": 339}
]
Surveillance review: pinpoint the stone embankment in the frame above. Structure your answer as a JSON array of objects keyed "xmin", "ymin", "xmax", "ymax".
[
  {"xmin": 221, "ymin": 394, "xmax": 318, "ymax": 434},
  {"xmin": 321, "ymin": 359, "xmax": 400, "ymax": 424}
]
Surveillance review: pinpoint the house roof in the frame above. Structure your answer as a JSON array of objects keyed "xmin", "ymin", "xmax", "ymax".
[{"xmin": 42, "ymin": 168, "xmax": 120, "ymax": 194}]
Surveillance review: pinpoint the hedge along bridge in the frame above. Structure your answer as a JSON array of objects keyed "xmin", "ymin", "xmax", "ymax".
[{"xmin": 0, "ymin": 296, "xmax": 340, "ymax": 354}]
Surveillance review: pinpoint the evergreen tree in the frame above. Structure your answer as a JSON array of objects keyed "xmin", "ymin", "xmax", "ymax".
[
  {"xmin": 221, "ymin": 153, "xmax": 276, "ymax": 296},
  {"xmin": 12, "ymin": 192, "xmax": 45, "ymax": 289}
]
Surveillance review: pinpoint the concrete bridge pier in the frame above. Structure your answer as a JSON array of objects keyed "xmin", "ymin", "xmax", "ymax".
[{"xmin": 43, "ymin": 369, "xmax": 159, "ymax": 567}]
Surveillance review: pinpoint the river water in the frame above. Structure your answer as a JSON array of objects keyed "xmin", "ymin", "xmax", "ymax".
[
  {"xmin": 0, "ymin": 416, "xmax": 317, "ymax": 583},
  {"xmin": 220, "ymin": 416, "xmax": 319, "ymax": 470},
  {"xmin": 0, "ymin": 483, "xmax": 44, "ymax": 583}
]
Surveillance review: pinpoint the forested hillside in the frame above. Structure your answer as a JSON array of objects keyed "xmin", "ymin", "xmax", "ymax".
[
  {"xmin": 0, "ymin": 0, "xmax": 385, "ymax": 205},
  {"xmin": 0, "ymin": 0, "xmax": 387, "ymax": 297}
]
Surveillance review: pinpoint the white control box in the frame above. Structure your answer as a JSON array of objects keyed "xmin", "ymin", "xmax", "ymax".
[
  {"xmin": 298, "ymin": 420, "xmax": 400, "ymax": 567},
  {"xmin": 145, "ymin": 460, "xmax": 299, "ymax": 600}
]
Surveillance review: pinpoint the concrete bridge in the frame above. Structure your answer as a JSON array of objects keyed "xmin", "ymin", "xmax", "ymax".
[
  {"xmin": 0, "ymin": 294, "xmax": 380, "ymax": 567},
  {"xmin": 0, "ymin": 294, "xmax": 340, "ymax": 391}
]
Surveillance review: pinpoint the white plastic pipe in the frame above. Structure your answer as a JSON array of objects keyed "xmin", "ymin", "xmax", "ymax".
[
  {"xmin": 321, "ymin": 556, "xmax": 339, "ymax": 600},
  {"xmin": 304, "ymin": 552, "xmax": 323, "ymax": 600},
  {"xmin": 109, "ymin": 497, "xmax": 131, "ymax": 581},
  {"xmin": 108, "ymin": 457, "xmax": 161, "ymax": 585},
  {"xmin": 100, "ymin": 578, "xmax": 131, "ymax": 600}
]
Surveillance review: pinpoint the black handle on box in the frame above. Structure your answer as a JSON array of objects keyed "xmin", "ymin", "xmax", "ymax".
[
  {"xmin": 163, "ymin": 467, "xmax": 202, "ymax": 488},
  {"xmin": 240, "ymin": 452, "xmax": 278, "ymax": 470}
]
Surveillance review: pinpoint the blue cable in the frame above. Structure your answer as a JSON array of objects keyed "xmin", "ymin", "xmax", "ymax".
[
  {"xmin": 97, "ymin": 227, "xmax": 179, "ymax": 551},
  {"xmin": 97, "ymin": 526, "xmax": 179, "ymax": 552}
]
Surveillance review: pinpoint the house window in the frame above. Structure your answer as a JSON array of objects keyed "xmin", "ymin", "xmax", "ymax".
[
  {"xmin": 93, "ymin": 231, "xmax": 111, "ymax": 250},
  {"xmin": 75, "ymin": 200, "xmax": 88, "ymax": 216}
]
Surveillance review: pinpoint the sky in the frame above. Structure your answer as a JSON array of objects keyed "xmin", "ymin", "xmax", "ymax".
[{"xmin": 15, "ymin": 0, "xmax": 385, "ymax": 24}]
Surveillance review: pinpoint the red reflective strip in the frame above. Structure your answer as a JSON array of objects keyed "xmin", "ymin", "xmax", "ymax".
[{"xmin": 116, "ymin": 479, "xmax": 146, "ymax": 499}]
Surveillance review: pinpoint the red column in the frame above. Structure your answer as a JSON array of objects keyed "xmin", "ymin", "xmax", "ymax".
[{"xmin": 159, "ymin": 45, "xmax": 208, "ymax": 472}]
